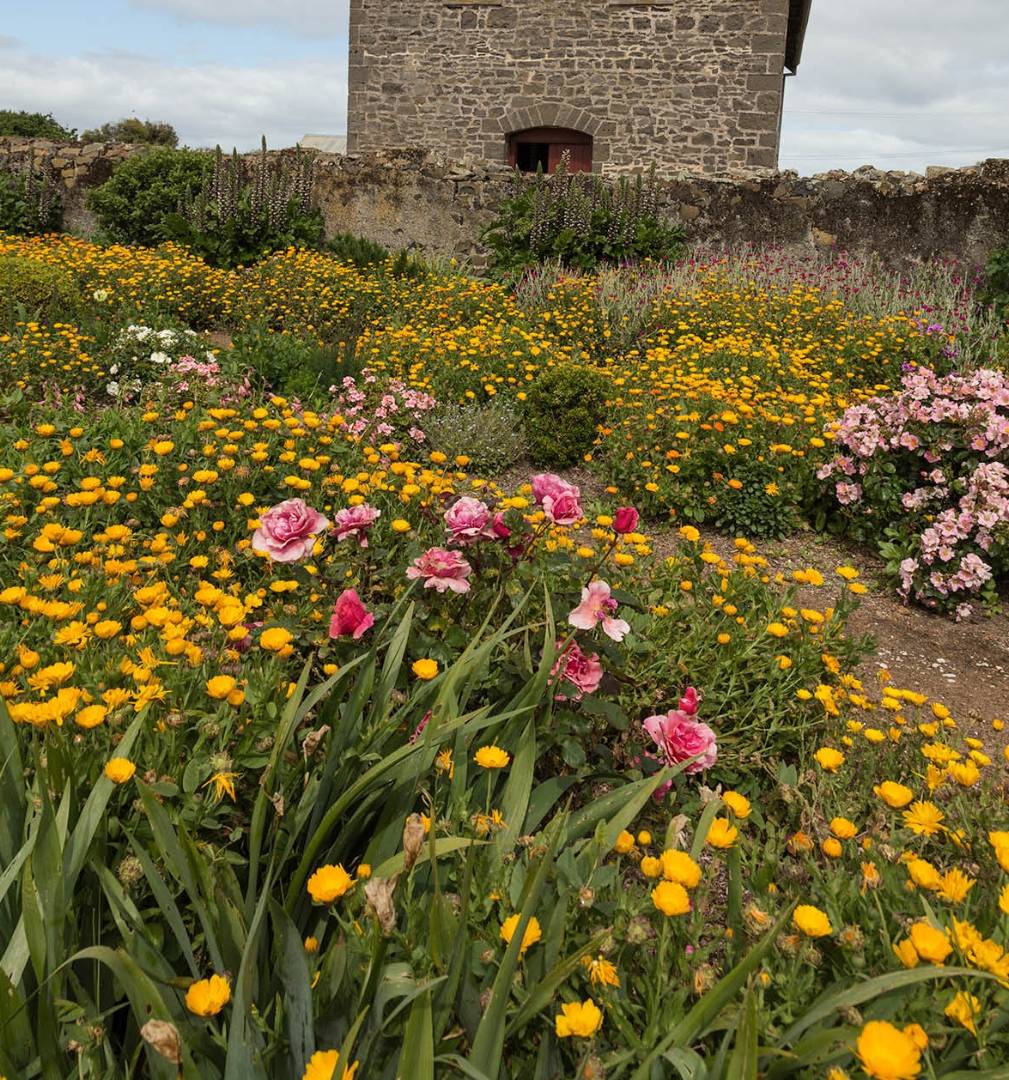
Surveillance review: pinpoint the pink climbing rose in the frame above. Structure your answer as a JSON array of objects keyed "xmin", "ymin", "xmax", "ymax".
[
  {"xmin": 643, "ymin": 690, "xmax": 718, "ymax": 777},
  {"xmin": 332, "ymin": 503, "xmax": 381, "ymax": 547},
  {"xmin": 328, "ymin": 589, "xmax": 374, "ymax": 640},
  {"xmin": 406, "ymin": 547, "xmax": 473, "ymax": 594},
  {"xmin": 251, "ymin": 498, "xmax": 329, "ymax": 563},
  {"xmin": 531, "ymin": 473, "xmax": 583, "ymax": 526},
  {"xmin": 550, "ymin": 640, "xmax": 604, "ymax": 702},
  {"xmin": 444, "ymin": 496, "xmax": 492, "ymax": 545},
  {"xmin": 567, "ymin": 580, "xmax": 630, "ymax": 642}
]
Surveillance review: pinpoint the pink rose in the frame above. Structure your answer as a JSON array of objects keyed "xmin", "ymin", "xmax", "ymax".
[
  {"xmin": 444, "ymin": 496, "xmax": 492, "ymax": 545},
  {"xmin": 568, "ymin": 580, "xmax": 630, "ymax": 642},
  {"xmin": 550, "ymin": 640, "xmax": 603, "ymax": 702},
  {"xmin": 613, "ymin": 506, "xmax": 639, "ymax": 534},
  {"xmin": 643, "ymin": 707, "xmax": 718, "ymax": 776},
  {"xmin": 329, "ymin": 589, "xmax": 374, "ymax": 640},
  {"xmin": 251, "ymin": 498, "xmax": 329, "ymax": 563},
  {"xmin": 406, "ymin": 546, "xmax": 472, "ymax": 594},
  {"xmin": 333, "ymin": 503, "xmax": 380, "ymax": 547},
  {"xmin": 531, "ymin": 473, "xmax": 583, "ymax": 525},
  {"xmin": 490, "ymin": 511, "xmax": 511, "ymax": 540}
]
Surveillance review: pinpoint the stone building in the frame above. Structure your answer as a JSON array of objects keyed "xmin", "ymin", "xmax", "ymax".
[{"xmin": 347, "ymin": 0, "xmax": 812, "ymax": 174}]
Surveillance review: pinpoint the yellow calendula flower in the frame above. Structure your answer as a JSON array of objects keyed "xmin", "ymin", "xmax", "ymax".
[
  {"xmin": 640, "ymin": 855, "xmax": 662, "ymax": 878},
  {"xmin": 936, "ymin": 867, "xmax": 975, "ymax": 904},
  {"xmin": 411, "ymin": 658, "xmax": 439, "ymax": 680},
  {"xmin": 613, "ymin": 829, "xmax": 635, "ymax": 854},
  {"xmin": 856, "ymin": 1019, "xmax": 921, "ymax": 1080},
  {"xmin": 185, "ymin": 974, "xmax": 231, "ymax": 1017},
  {"xmin": 873, "ymin": 781, "xmax": 914, "ymax": 809},
  {"xmin": 259, "ymin": 626, "xmax": 293, "ymax": 652},
  {"xmin": 813, "ymin": 747, "xmax": 844, "ymax": 772},
  {"xmin": 104, "ymin": 757, "xmax": 136, "ymax": 784},
  {"xmin": 473, "ymin": 744, "xmax": 510, "ymax": 769},
  {"xmin": 307, "ymin": 864, "xmax": 354, "ymax": 904},
  {"xmin": 500, "ymin": 913, "xmax": 542, "ymax": 954},
  {"xmin": 908, "ymin": 921, "xmax": 951, "ymax": 964},
  {"xmin": 902, "ymin": 801, "xmax": 945, "ymax": 837},
  {"xmin": 766, "ymin": 622, "xmax": 789, "ymax": 638},
  {"xmin": 721, "ymin": 790, "xmax": 751, "ymax": 818},
  {"xmin": 821, "ymin": 837, "xmax": 843, "ymax": 859},
  {"xmin": 301, "ymin": 1048, "xmax": 359, "ymax": 1080},
  {"xmin": 582, "ymin": 954, "xmax": 620, "ymax": 988},
  {"xmin": 705, "ymin": 818, "xmax": 739, "ymax": 849},
  {"xmin": 793, "ymin": 905, "xmax": 833, "ymax": 938},
  {"xmin": 660, "ymin": 849, "xmax": 702, "ymax": 888},
  {"xmin": 829, "ymin": 817, "xmax": 857, "ymax": 839},
  {"xmin": 206, "ymin": 675, "xmax": 237, "ymax": 700},
  {"xmin": 651, "ymin": 880, "xmax": 691, "ymax": 916},
  {"xmin": 945, "ymin": 991, "xmax": 981, "ymax": 1036},
  {"xmin": 906, "ymin": 858, "xmax": 941, "ymax": 891},
  {"xmin": 74, "ymin": 704, "xmax": 107, "ymax": 729},
  {"xmin": 555, "ymin": 998, "xmax": 603, "ymax": 1038}
]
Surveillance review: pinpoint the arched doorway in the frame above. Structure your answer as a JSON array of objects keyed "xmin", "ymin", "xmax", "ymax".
[{"xmin": 507, "ymin": 127, "xmax": 593, "ymax": 173}]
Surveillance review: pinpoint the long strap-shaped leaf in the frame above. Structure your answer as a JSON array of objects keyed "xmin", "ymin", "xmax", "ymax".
[{"xmin": 468, "ymin": 816, "xmax": 565, "ymax": 1078}]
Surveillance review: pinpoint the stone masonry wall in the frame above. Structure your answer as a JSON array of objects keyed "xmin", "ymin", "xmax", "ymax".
[
  {"xmin": 2, "ymin": 138, "xmax": 1008, "ymax": 272},
  {"xmin": 348, "ymin": 0, "xmax": 789, "ymax": 173}
]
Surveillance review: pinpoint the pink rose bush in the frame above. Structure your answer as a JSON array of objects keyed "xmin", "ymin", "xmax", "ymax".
[
  {"xmin": 329, "ymin": 589, "xmax": 374, "ymax": 640},
  {"xmin": 550, "ymin": 640, "xmax": 603, "ymax": 702},
  {"xmin": 532, "ymin": 473, "xmax": 584, "ymax": 526},
  {"xmin": 819, "ymin": 365, "xmax": 1009, "ymax": 616},
  {"xmin": 333, "ymin": 504, "xmax": 381, "ymax": 547},
  {"xmin": 252, "ymin": 499, "xmax": 329, "ymax": 562},
  {"xmin": 643, "ymin": 688, "xmax": 718, "ymax": 798},
  {"xmin": 407, "ymin": 547, "xmax": 473, "ymax": 594},
  {"xmin": 568, "ymin": 580, "xmax": 631, "ymax": 642},
  {"xmin": 444, "ymin": 497, "xmax": 493, "ymax": 545}
]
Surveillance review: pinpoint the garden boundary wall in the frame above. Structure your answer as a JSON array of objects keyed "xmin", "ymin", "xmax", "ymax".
[{"xmin": 3, "ymin": 136, "xmax": 1009, "ymax": 269}]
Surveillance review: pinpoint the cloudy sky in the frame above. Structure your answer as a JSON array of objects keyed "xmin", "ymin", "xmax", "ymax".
[{"xmin": 5, "ymin": 0, "xmax": 1008, "ymax": 173}]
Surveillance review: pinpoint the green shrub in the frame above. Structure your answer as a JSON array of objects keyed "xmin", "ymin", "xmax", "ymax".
[
  {"xmin": 0, "ymin": 255, "xmax": 79, "ymax": 324},
  {"xmin": 482, "ymin": 159, "xmax": 687, "ymax": 279},
  {"xmin": 79, "ymin": 117, "xmax": 178, "ymax": 147},
  {"xmin": 523, "ymin": 363, "xmax": 609, "ymax": 467},
  {"xmin": 87, "ymin": 147, "xmax": 212, "ymax": 246},
  {"xmin": 980, "ymin": 243, "xmax": 1009, "ymax": 318},
  {"xmin": 163, "ymin": 140, "xmax": 323, "ymax": 268},
  {"xmin": 326, "ymin": 231, "xmax": 390, "ymax": 268},
  {"xmin": 0, "ymin": 109, "xmax": 75, "ymax": 140},
  {"xmin": 0, "ymin": 161, "xmax": 62, "ymax": 235},
  {"xmin": 229, "ymin": 323, "xmax": 349, "ymax": 400},
  {"xmin": 424, "ymin": 397, "xmax": 528, "ymax": 473}
]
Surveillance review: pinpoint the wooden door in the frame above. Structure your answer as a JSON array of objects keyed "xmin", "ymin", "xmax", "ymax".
[{"xmin": 548, "ymin": 142, "xmax": 592, "ymax": 173}]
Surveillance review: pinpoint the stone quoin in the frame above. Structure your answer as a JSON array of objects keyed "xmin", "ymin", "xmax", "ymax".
[{"xmin": 346, "ymin": 0, "xmax": 812, "ymax": 174}]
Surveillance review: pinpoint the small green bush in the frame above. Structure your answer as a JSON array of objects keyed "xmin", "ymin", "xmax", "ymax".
[
  {"xmin": 980, "ymin": 244, "xmax": 1009, "ymax": 318},
  {"xmin": 87, "ymin": 147, "xmax": 212, "ymax": 246},
  {"xmin": 79, "ymin": 118, "xmax": 178, "ymax": 147},
  {"xmin": 0, "ymin": 162, "xmax": 62, "ymax": 235},
  {"xmin": 424, "ymin": 398, "xmax": 527, "ymax": 473},
  {"xmin": 482, "ymin": 159, "xmax": 687, "ymax": 279},
  {"xmin": 326, "ymin": 231, "xmax": 390, "ymax": 268},
  {"xmin": 0, "ymin": 110, "xmax": 75, "ymax": 140},
  {"xmin": 0, "ymin": 255, "xmax": 80, "ymax": 324},
  {"xmin": 523, "ymin": 363, "xmax": 609, "ymax": 467},
  {"xmin": 229, "ymin": 324, "xmax": 348, "ymax": 400}
]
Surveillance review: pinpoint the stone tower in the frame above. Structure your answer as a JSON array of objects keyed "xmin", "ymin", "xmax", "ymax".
[{"xmin": 347, "ymin": 0, "xmax": 811, "ymax": 174}]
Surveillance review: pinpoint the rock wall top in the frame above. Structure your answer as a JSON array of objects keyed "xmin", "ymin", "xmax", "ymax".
[{"xmin": 2, "ymin": 137, "xmax": 1007, "ymax": 269}]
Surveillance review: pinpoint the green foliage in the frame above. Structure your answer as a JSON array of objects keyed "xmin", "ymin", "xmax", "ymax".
[
  {"xmin": 87, "ymin": 147, "xmax": 212, "ymax": 246},
  {"xmin": 0, "ymin": 254, "xmax": 79, "ymax": 324},
  {"xmin": 523, "ymin": 362, "xmax": 609, "ymax": 467},
  {"xmin": 163, "ymin": 140, "xmax": 323, "ymax": 268},
  {"xmin": 0, "ymin": 109, "xmax": 75, "ymax": 140},
  {"xmin": 229, "ymin": 323, "xmax": 352, "ymax": 399},
  {"xmin": 0, "ymin": 161, "xmax": 62, "ymax": 236},
  {"xmin": 980, "ymin": 243, "xmax": 1009, "ymax": 318},
  {"xmin": 79, "ymin": 117, "xmax": 178, "ymax": 147},
  {"xmin": 326, "ymin": 231, "xmax": 390, "ymax": 268},
  {"xmin": 424, "ymin": 398, "xmax": 528, "ymax": 474},
  {"xmin": 482, "ymin": 160, "xmax": 687, "ymax": 279}
]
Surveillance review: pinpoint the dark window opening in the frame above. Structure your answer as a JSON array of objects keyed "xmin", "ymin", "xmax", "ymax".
[
  {"xmin": 507, "ymin": 127, "xmax": 593, "ymax": 173},
  {"xmin": 515, "ymin": 141, "xmax": 551, "ymax": 173}
]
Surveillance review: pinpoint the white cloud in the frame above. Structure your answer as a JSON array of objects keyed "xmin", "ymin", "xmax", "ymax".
[
  {"xmin": 782, "ymin": 0, "xmax": 1009, "ymax": 173},
  {"xmin": 129, "ymin": 0, "xmax": 349, "ymax": 37},
  {"xmin": 5, "ymin": 44, "xmax": 346, "ymax": 149}
]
